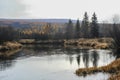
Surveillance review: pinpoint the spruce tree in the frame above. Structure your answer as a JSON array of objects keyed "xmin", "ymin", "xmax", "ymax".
[
  {"xmin": 65, "ymin": 19, "xmax": 74, "ymax": 39},
  {"xmin": 91, "ymin": 12, "xmax": 99, "ymax": 38},
  {"xmin": 75, "ymin": 19, "xmax": 81, "ymax": 38},
  {"xmin": 81, "ymin": 12, "xmax": 90, "ymax": 38}
]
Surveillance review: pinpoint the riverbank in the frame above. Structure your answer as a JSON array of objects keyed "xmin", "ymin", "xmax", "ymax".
[
  {"xmin": 0, "ymin": 38, "xmax": 113, "ymax": 59},
  {"xmin": 0, "ymin": 41, "xmax": 22, "ymax": 51},
  {"xmin": 19, "ymin": 39, "xmax": 64, "ymax": 45},
  {"xmin": 0, "ymin": 49, "xmax": 21, "ymax": 60},
  {"xmin": 19, "ymin": 38, "xmax": 113, "ymax": 49},
  {"xmin": 0, "ymin": 41, "xmax": 22, "ymax": 58},
  {"xmin": 64, "ymin": 38, "xmax": 113, "ymax": 49},
  {"xmin": 76, "ymin": 58, "xmax": 120, "ymax": 80}
]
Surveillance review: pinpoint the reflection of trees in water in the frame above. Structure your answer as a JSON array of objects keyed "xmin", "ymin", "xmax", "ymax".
[
  {"xmin": 0, "ymin": 50, "xmax": 21, "ymax": 71},
  {"xmin": 69, "ymin": 55, "xmax": 73, "ymax": 64},
  {"xmin": 113, "ymin": 49, "xmax": 120, "ymax": 59},
  {"xmin": 19, "ymin": 48, "xmax": 115, "ymax": 69},
  {"xmin": 69, "ymin": 49, "xmax": 100, "ymax": 68},
  {"xmin": 67, "ymin": 49, "xmax": 75, "ymax": 65},
  {"xmin": 91, "ymin": 51, "xmax": 99, "ymax": 67},
  {"xmin": 83, "ymin": 53, "xmax": 89, "ymax": 68},
  {"xmin": 0, "ymin": 60, "xmax": 15, "ymax": 71},
  {"xmin": 24, "ymin": 45, "xmax": 63, "ymax": 52},
  {"xmin": 23, "ymin": 45, "xmax": 66, "ymax": 56},
  {"xmin": 74, "ymin": 50, "xmax": 90, "ymax": 68},
  {"xmin": 68, "ymin": 49, "xmax": 82, "ymax": 65},
  {"xmin": 0, "ymin": 46, "xmax": 114, "ymax": 72},
  {"xmin": 22, "ymin": 46, "xmax": 101, "ymax": 68},
  {"xmin": 75, "ymin": 49, "xmax": 81, "ymax": 66},
  {"xmin": 76, "ymin": 55, "xmax": 81, "ymax": 66},
  {"xmin": 67, "ymin": 49, "xmax": 90, "ymax": 67}
]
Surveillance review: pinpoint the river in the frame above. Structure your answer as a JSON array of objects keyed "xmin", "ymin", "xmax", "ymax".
[{"xmin": 0, "ymin": 45, "xmax": 118, "ymax": 80}]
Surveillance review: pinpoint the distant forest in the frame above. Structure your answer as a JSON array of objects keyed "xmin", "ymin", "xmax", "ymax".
[{"xmin": 0, "ymin": 12, "xmax": 119, "ymax": 42}]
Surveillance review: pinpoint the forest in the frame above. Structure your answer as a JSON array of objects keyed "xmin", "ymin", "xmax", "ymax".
[{"xmin": 0, "ymin": 12, "xmax": 116, "ymax": 42}]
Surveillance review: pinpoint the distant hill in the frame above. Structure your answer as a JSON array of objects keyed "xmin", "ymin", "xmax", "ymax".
[{"xmin": 0, "ymin": 19, "xmax": 77, "ymax": 23}]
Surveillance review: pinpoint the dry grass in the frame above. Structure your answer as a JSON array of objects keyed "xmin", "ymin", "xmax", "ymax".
[
  {"xmin": 19, "ymin": 38, "xmax": 113, "ymax": 49},
  {"xmin": 0, "ymin": 42, "xmax": 22, "ymax": 59},
  {"xmin": 0, "ymin": 41, "xmax": 22, "ymax": 50},
  {"xmin": 76, "ymin": 58, "xmax": 120, "ymax": 80},
  {"xmin": 0, "ymin": 49, "xmax": 21, "ymax": 58},
  {"xmin": 64, "ymin": 38, "xmax": 113, "ymax": 49},
  {"xmin": 109, "ymin": 72, "xmax": 120, "ymax": 80},
  {"xmin": 19, "ymin": 39, "xmax": 64, "ymax": 44},
  {"xmin": 19, "ymin": 39, "xmax": 35, "ymax": 44}
]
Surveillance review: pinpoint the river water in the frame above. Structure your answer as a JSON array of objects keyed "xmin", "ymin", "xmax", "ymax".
[{"xmin": 0, "ymin": 45, "xmax": 118, "ymax": 80}]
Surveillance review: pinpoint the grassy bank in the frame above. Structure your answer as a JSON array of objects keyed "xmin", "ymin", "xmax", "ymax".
[
  {"xmin": 19, "ymin": 39, "xmax": 64, "ymax": 45},
  {"xmin": 0, "ymin": 42, "xmax": 22, "ymax": 59},
  {"xmin": 64, "ymin": 38, "xmax": 113, "ymax": 49},
  {"xmin": 76, "ymin": 58, "xmax": 120, "ymax": 80},
  {"xmin": 19, "ymin": 38, "xmax": 113, "ymax": 49},
  {"xmin": 0, "ymin": 49, "xmax": 21, "ymax": 59},
  {"xmin": 0, "ymin": 41, "xmax": 22, "ymax": 51}
]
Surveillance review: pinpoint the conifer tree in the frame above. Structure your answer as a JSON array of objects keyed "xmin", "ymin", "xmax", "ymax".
[
  {"xmin": 65, "ymin": 19, "xmax": 74, "ymax": 39},
  {"xmin": 81, "ymin": 12, "xmax": 90, "ymax": 38},
  {"xmin": 75, "ymin": 19, "xmax": 81, "ymax": 38},
  {"xmin": 90, "ymin": 12, "xmax": 99, "ymax": 38}
]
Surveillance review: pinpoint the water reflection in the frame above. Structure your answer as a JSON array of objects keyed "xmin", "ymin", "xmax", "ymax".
[
  {"xmin": 8, "ymin": 47, "xmax": 118, "ymax": 67},
  {"xmin": 113, "ymin": 49, "xmax": 120, "ymax": 59},
  {"xmin": 0, "ymin": 45, "xmax": 117, "ymax": 80},
  {"xmin": 0, "ymin": 45, "xmax": 117, "ymax": 72},
  {"xmin": 69, "ymin": 55, "xmax": 73, "ymax": 65},
  {"xmin": 91, "ymin": 51, "xmax": 99, "ymax": 67},
  {"xmin": 0, "ymin": 60, "xmax": 15, "ymax": 71},
  {"xmin": 76, "ymin": 55, "xmax": 80, "ymax": 66},
  {"xmin": 83, "ymin": 51, "xmax": 89, "ymax": 68},
  {"xmin": 0, "ymin": 50, "xmax": 22, "ymax": 71}
]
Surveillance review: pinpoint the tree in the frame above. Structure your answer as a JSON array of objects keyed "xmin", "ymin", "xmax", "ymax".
[
  {"xmin": 111, "ymin": 14, "xmax": 120, "ymax": 48},
  {"xmin": 75, "ymin": 19, "xmax": 81, "ymax": 38},
  {"xmin": 90, "ymin": 12, "xmax": 99, "ymax": 38},
  {"xmin": 65, "ymin": 19, "xmax": 74, "ymax": 39},
  {"xmin": 81, "ymin": 12, "xmax": 90, "ymax": 38},
  {"xmin": 0, "ymin": 26, "xmax": 17, "ymax": 43}
]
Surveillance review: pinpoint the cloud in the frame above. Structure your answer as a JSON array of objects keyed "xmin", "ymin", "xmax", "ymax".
[
  {"xmin": 0, "ymin": 0, "xmax": 120, "ymax": 21},
  {"xmin": 0, "ymin": 0, "xmax": 27, "ymax": 18},
  {"xmin": 22, "ymin": 0, "xmax": 120, "ymax": 21}
]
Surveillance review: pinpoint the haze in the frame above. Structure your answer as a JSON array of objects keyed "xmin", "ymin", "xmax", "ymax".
[{"xmin": 0, "ymin": 0, "xmax": 120, "ymax": 21}]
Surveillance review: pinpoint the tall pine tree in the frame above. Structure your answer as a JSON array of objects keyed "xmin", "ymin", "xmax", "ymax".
[
  {"xmin": 81, "ymin": 12, "xmax": 90, "ymax": 38},
  {"xmin": 75, "ymin": 19, "xmax": 81, "ymax": 38},
  {"xmin": 65, "ymin": 19, "xmax": 74, "ymax": 39},
  {"xmin": 90, "ymin": 12, "xmax": 99, "ymax": 38}
]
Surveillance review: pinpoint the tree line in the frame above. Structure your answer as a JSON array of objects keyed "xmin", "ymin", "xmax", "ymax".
[
  {"xmin": 0, "ymin": 12, "xmax": 119, "ymax": 46},
  {"xmin": 65, "ymin": 12, "xmax": 99, "ymax": 39},
  {"xmin": 20, "ymin": 12, "xmax": 99, "ymax": 40}
]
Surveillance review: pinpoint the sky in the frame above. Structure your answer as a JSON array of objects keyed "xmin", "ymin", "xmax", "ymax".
[{"xmin": 0, "ymin": 0, "xmax": 120, "ymax": 21}]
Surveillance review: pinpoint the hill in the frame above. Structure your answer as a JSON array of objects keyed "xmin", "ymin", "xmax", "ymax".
[{"xmin": 0, "ymin": 19, "xmax": 77, "ymax": 23}]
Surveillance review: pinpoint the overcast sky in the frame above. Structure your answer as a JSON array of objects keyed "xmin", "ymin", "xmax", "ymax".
[{"xmin": 0, "ymin": 0, "xmax": 120, "ymax": 21}]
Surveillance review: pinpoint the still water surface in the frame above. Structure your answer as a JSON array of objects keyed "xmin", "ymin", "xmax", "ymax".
[{"xmin": 0, "ymin": 45, "xmax": 118, "ymax": 80}]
